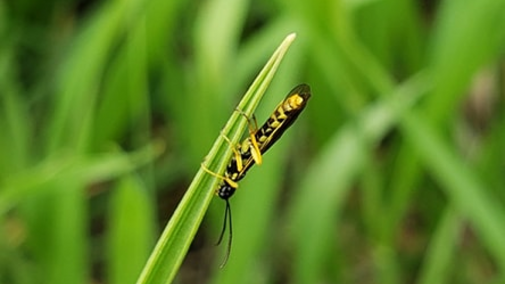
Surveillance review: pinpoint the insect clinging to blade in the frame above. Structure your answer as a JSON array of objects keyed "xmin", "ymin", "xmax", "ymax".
[{"xmin": 202, "ymin": 83, "xmax": 311, "ymax": 267}]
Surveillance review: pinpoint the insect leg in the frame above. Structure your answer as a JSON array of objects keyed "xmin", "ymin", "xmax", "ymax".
[
  {"xmin": 219, "ymin": 131, "xmax": 244, "ymax": 172},
  {"xmin": 234, "ymin": 108, "xmax": 262, "ymax": 165},
  {"xmin": 200, "ymin": 162, "xmax": 239, "ymax": 189}
]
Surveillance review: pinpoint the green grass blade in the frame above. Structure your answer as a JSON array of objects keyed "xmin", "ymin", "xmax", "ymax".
[
  {"xmin": 0, "ymin": 142, "xmax": 163, "ymax": 215},
  {"xmin": 417, "ymin": 209, "xmax": 462, "ymax": 284},
  {"xmin": 136, "ymin": 33, "xmax": 297, "ymax": 284},
  {"xmin": 401, "ymin": 111, "xmax": 505, "ymax": 272},
  {"xmin": 108, "ymin": 175, "xmax": 156, "ymax": 284}
]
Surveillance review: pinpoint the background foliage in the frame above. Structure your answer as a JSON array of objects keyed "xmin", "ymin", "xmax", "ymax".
[{"xmin": 1, "ymin": 0, "xmax": 505, "ymax": 283}]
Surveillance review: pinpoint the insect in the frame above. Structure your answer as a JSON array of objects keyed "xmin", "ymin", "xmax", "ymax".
[{"xmin": 202, "ymin": 83, "xmax": 311, "ymax": 267}]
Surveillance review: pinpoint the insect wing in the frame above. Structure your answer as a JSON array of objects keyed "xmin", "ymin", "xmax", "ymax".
[{"xmin": 237, "ymin": 84, "xmax": 311, "ymax": 177}]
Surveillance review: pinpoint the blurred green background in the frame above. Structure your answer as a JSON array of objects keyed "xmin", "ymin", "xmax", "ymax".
[{"xmin": 1, "ymin": 0, "xmax": 505, "ymax": 283}]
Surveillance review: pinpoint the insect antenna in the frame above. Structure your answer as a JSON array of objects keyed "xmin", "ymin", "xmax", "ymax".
[{"xmin": 216, "ymin": 199, "xmax": 233, "ymax": 268}]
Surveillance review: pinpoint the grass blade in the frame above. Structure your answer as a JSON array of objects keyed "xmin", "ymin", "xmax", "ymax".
[{"xmin": 136, "ymin": 33, "xmax": 297, "ymax": 284}]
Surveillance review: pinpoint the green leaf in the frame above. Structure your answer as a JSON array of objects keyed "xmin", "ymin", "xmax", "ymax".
[
  {"xmin": 136, "ymin": 33, "xmax": 297, "ymax": 284},
  {"xmin": 108, "ymin": 175, "xmax": 156, "ymax": 284}
]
